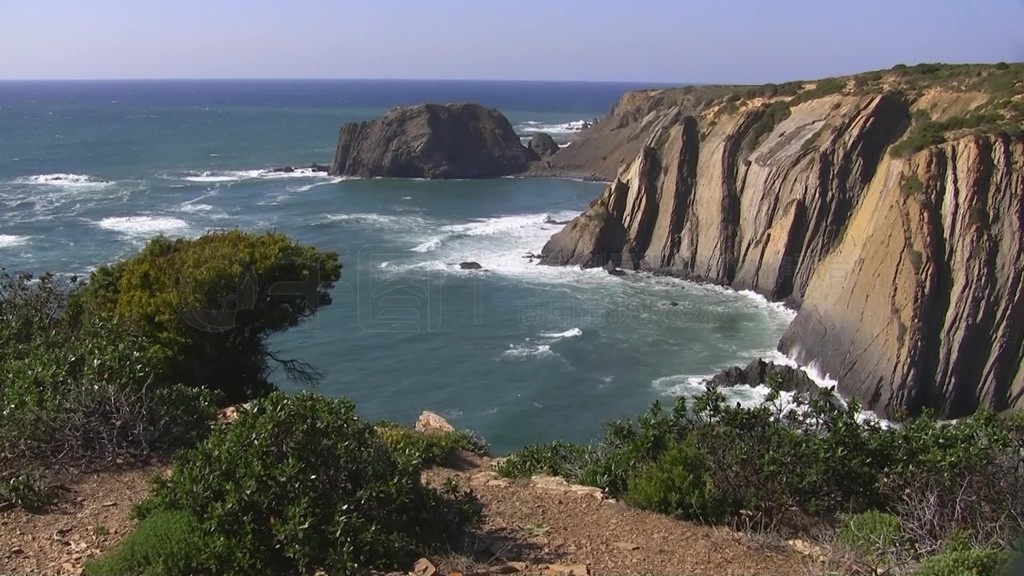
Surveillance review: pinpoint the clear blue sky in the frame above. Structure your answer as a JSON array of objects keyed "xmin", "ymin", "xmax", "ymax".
[{"xmin": 4, "ymin": 0, "xmax": 1022, "ymax": 83}]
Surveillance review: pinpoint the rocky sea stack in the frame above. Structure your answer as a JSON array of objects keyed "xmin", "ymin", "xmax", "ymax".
[
  {"xmin": 540, "ymin": 63, "xmax": 1024, "ymax": 419},
  {"xmin": 330, "ymin": 103, "xmax": 537, "ymax": 179}
]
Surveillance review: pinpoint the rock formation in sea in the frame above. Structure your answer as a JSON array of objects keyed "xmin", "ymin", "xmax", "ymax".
[
  {"xmin": 528, "ymin": 132, "xmax": 561, "ymax": 158},
  {"xmin": 330, "ymin": 103, "xmax": 538, "ymax": 179},
  {"xmin": 540, "ymin": 64, "xmax": 1024, "ymax": 419}
]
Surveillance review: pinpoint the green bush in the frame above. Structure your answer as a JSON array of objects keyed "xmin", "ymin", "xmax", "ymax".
[
  {"xmin": 84, "ymin": 511, "xmax": 208, "ymax": 576},
  {"xmin": 625, "ymin": 437, "xmax": 724, "ymax": 522},
  {"xmin": 498, "ymin": 379, "xmax": 1024, "ymax": 546},
  {"xmin": 838, "ymin": 511, "xmax": 908, "ymax": 572},
  {"xmin": 0, "ymin": 466, "xmax": 57, "ymax": 511},
  {"xmin": 742, "ymin": 101, "xmax": 793, "ymax": 154},
  {"xmin": 75, "ymin": 230, "xmax": 342, "ymax": 403},
  {"xmin": 0, "ymin": 269, "xmax": 216, "ymax": 497},
  {"xmin": 912, "ymin": 537, "xmax": 1011, "ymax": 576},
  {"xmin": 494, "ymin": 440, "xmax": 594, "ymax": 480},
  {"xmin": 376, "ymin": 423, "xmax": 489, "ymax": 467},
  {"xmin": 120, "ymin": 393, "xmax": 480, "ymax": 575}
]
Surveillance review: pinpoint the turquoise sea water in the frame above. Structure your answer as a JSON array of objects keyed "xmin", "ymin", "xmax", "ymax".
[{"xmin": 0, "ymin": 80, "xmax": 797, "ymax": 453}]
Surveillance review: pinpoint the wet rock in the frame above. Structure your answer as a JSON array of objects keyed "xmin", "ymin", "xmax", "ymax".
[{"xmin": 460, "ymin": 261, "xmax": 484, "ymax": 270}]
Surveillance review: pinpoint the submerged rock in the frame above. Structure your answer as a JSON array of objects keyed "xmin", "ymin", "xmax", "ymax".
[{"xmin": 330, "ymin": 103, "xmax": 537, "ymax": 179}]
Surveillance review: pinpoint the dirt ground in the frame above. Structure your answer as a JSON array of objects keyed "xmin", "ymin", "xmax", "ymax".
[{"xmin": 1, "ymin": 456, "xmax": 824, "ymax": 576}]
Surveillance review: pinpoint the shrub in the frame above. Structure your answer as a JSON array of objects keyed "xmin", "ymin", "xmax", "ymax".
[
  {"xmin": 494, "ymin": 440, "xmax": 594, "ymax": 480},
  {"xmin": 75, "ymin": 231, "xmax": 342, "ymax": 403},
  {"xmin": 838, "ymin": 511, "xmax": 908, "ymax": 573},
  {"xmin": 0, "ymin": 270, "xmax": 216, "ymax": 496},
  {"xmin": 742, "ymin": 101, "xmax": 793, "ymax": 154},
  {"xmin": 498, "ymin": 379, "xmax": 1024, "ymax": 548},
  {"xmin": 884, "ymin": 411, "xmax": 1024, "ymax": 551},
  {"xmin": 911, "ymin": 536, "xmax": 1011, "ymax": 576},
  {"xmin": 122, "ymin": 393, "xmax": 480, "ymax": 575},
  {"xmin": 901, "ymin": 173, "xmax": 925, "ymax": 197},
  {"xmin": 625, "ymin": 437, "xmax": 724, "ymax": 522},
  {"xmin": 83, "ymin": 510, "xmax": 208, "ymax": 576},
  {"xmin": 376, "ymin": 422, "xmax": 489, "ymax": 467},
  {"xmin": 0, "ymin": 466, "xmax": 57, "ymax": 512}
]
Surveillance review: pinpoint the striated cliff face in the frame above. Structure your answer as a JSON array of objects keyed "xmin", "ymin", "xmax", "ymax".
[{"xmin": 541, "ymin": 82, "xmax": 1024, "ymax": 418}]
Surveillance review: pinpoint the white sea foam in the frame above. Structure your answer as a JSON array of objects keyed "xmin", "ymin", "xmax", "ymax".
[
  {"xmin": 503, "ymin": 342, "xmax": 555, "ymax": 359},
  {"xmin": 0, "ymin": 234, "xmax": 30, "ymax": 248},
  {"xmin": 13, "ymin": 173, "xmax": 113, "ymax": 189},
  {"xmin": 97, "ymin": 216, "xmax": 190, "ymax": 237},
  {"xmin": 323, "ymin": 213, "xmax": 427, "ymax": 229},
  {"xmin": 516, "ymin": 120, "xmax": 592, "ymax": 135},
  {"xmin": 540, "ymin": 328, "xmax": 583, "ymax": 339},
  {"xmin": 178, "ymin": 167, "xmax": 340, "ymax": 184},
  {"xmin": 178, "ymin": 203, "xmax": 214, "ymax": 213}
]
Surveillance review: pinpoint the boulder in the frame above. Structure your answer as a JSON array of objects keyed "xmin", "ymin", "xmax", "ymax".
[
  {"xmin": 308, "ymin": 163, "xmax": 330, "ymax": 173},
  {"xmin": 603, "ymin": 260, "xmax": 625, "ymax": 276},
  {"xmin": 330, "ymin": 103, "xmax": 537, "ymax": 179},
  {"xmin": 705, "ymin": 359, "xmax": 825, "ymax": 398},
  {"xmin": 414, "ymin": 411, "xmax": 455, "ymax": 435},
  {"xmin": 459, "ymin": 261, "xmax": 483, "ymax": 270},
  {"xmin": 529, "ymin": 132, "xmax": 561, "ymax": 157}
]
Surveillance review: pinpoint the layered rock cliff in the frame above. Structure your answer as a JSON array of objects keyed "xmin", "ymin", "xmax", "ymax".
[
  {"xmin": 541, "ymin": 64, "xmax": 1024, "ymax": 418},
  {"xmin": 330, "ymin": 103, "xmax": 537, "ymax": 179}
]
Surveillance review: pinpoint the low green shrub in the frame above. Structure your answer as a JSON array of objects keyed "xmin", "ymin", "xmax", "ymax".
[
  {"xmin": 376, "ymin": 423, "xmax": 489, "ymax": 467},
  {"xmin": 625, "ymin": 437, "xmax": 724, "ymax": 522},
  {"xmin": 498, "ymin": 380, "xmax": 1024, "ymax": 547},
  {"xmin": 911, "ymin": 536, "xmax": 1011, "ymax": 576},
  {"xmin": 118, "ymin": 393, "xmax": 480, "ymax": 575},
  {"xmin": 83, "ymin": 511, "xmax": 207, "ymax": 576},
  {"xmin": 838, "ymin": 511, "xmax": 907, "ymax": 572},
  {"xmin": 0, "ymin": 466, "xmax": 57, "ymax": 511},
  {"xmin": 494, "ymin": 440, "xmax": 594, "ymax": 480}
]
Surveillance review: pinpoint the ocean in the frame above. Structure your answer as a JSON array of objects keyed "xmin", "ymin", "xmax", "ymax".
[{"xmin": 0, "ymin": 80, "xmax": 799, "ymax": 453}]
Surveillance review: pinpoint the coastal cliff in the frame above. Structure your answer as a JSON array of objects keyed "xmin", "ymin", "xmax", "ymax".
[
  {"xmin": 330, "ymin": 103, "xmax": 536, "ymax": 179},
  {"xmin": 542, "ymin": 64, "xmax": 1024, "ymax": 418}
]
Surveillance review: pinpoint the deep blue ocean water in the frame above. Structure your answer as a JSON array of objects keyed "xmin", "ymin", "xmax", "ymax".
[{"xmin": 0, "ymin": 80, "xmax": 798, "ymax": 453}]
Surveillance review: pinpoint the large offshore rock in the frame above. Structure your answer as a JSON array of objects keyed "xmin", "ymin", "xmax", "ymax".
[{"xmin": 330, "ymin": 103, "xmax": 537, "ymax": 179}]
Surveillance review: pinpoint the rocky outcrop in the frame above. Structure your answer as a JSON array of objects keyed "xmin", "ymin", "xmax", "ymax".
[
  {"xmin": 540, "ymin": 86, "xmax": 1024, "ymax": 419},
  {"xmin": 529, "ymin": 132, "xmax": 561, "ymax": 157},
  {"xmin": 330, "ymin": 103, "xmax": 537, "ymax": 179},
  {"xmin": 705, "ymin": 359, "xmax": 824, "ymax": 398}
]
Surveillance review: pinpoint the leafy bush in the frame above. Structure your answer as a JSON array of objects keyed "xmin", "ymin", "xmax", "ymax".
[
  {"xmin": 121, "ymin": 393, "xmax": 480, "ymax": 575},
  {"xmin": 84, "ymin": 511, "xmax": 208, "ymax": 576},
  {"xmin": 75, "ymin": 231, "xmax": 342, "ymax": 403},
  {"xmin": 0, "ymin": 465, "xmax": 57, "ymax": 511},
  {"xmin": 742, "ymin": 101, "xmax": 792, "ymax": 155},
  {"xmin": 494, "ymin": 440, "xmax": 594, "ymax": 480},
  {"xmin": 376, "ymin": 422, "xmax": 489, "ymax": 467},
  {"xmin": 911, "ymin": 536, "xmax": 1011, "ymax": 576},
  {"xmin": 901, "ymin": 173, "xmax": 925, "ymax": 197},
  {"xmin": 625, "ymin": 437, "xmax": 724, "ymax": 522},
  {"xmin": 0, "ymin": 270, "xmax": 216, "ymax": 490},
  {"xmin": 498, "ymin": 380, "xmax": 1024, "ymax": 548},
  {"xmin": 838, "ymin": 511, "xmax": 908, "ymax": 573}
]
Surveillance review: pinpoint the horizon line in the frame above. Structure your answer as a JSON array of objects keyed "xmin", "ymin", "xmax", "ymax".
[{"xmin": 0, "ymin": 77, "xmax": 688, "ymax": 85}]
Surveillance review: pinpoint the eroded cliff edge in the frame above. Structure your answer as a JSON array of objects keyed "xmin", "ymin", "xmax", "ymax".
[{"xmin": 541, "ymin": 65, "xmax": 1024, "ymax": 418}]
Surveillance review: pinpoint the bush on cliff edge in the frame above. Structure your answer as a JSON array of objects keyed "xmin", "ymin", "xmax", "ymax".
[{"xmin": 86, "ymin": 393, "xmax": 481, "ymax": 576}]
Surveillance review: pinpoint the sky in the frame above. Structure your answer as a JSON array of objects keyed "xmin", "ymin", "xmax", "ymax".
[{"xmin": 3, "ymin": 0, "xmax": 1023, "ymax": 83}]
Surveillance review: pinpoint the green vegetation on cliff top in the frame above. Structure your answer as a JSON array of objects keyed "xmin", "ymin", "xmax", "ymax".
[{"xmin": 634, "ymin": 62, "xmax": 1024, "ymax": 157}]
